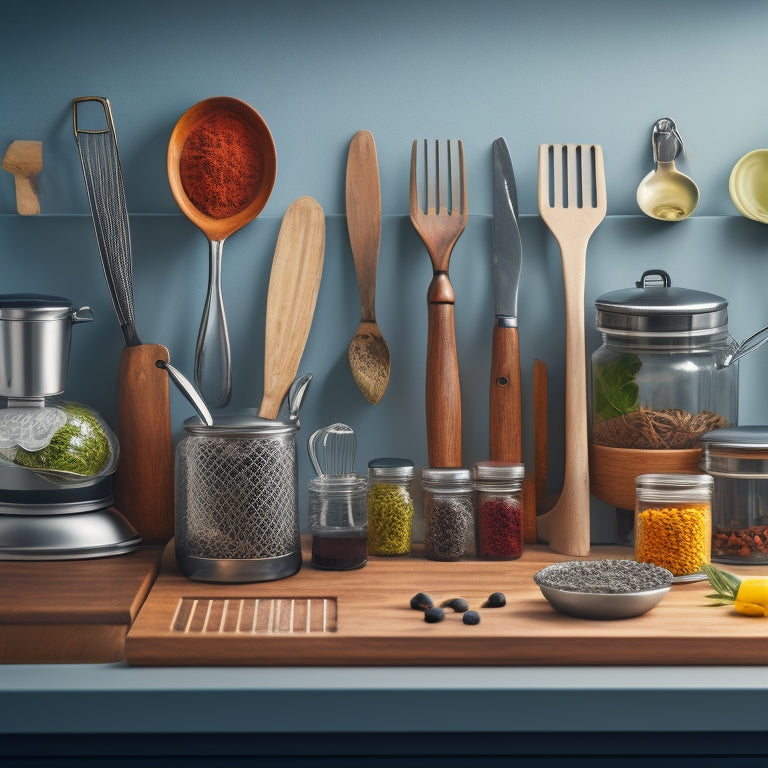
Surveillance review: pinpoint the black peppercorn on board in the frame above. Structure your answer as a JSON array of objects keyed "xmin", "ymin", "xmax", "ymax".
[{"xmin": 124, "ymin": 539, "xmax": 768, "ymax": 666}]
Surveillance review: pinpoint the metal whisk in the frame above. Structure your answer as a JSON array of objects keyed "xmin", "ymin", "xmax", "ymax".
[{"xmin": 73, "ymin": 96, "xmax": 139, "ymax": 348}]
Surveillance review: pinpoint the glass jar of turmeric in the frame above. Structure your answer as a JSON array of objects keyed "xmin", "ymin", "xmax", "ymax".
[{"xmin": 634, "ymin": 473, "xmax": 713, "ymax": 582}]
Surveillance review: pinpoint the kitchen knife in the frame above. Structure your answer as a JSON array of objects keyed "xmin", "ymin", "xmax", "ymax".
[{"xmin": 490, "ymin": 137, "xmax": 523, "ymax": 462}]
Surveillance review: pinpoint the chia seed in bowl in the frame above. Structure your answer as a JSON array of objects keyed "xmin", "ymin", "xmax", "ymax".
[{"xmin": 533, "ymin": 559, "xmax": 673, "ymax": 619}]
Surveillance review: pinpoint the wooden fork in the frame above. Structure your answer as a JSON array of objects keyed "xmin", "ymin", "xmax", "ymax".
[
  {"xmin": 409, "ymin": 139, "xmax": 468, "ymax": 467},
  {"xmin": 536, "ymin": 143, "xmax": 607, "ymax": 556}
]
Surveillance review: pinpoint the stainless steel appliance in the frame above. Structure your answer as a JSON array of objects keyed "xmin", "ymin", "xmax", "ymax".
[{"xmin": 0, "ymin": 293, "xmax": 139, "ymax": 560}]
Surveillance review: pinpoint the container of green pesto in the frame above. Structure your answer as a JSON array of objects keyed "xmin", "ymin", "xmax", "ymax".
[{"xmin": 367, "ymin": 458, "xmax": 414, "ymax": 556}]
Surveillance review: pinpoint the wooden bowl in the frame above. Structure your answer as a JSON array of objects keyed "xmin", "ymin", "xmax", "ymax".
[{"xmin": 589, "ymin": 443, "xmax": 703, "ymax": 510}]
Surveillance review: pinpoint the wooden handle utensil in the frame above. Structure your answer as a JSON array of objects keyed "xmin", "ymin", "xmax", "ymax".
[
  {"xmin": 2, "ymin": 140, "xmax": 42, "ymax": 215},
  {"xmin": 259, "ymin": 196, "xmax": 325, "ymax": 420}
]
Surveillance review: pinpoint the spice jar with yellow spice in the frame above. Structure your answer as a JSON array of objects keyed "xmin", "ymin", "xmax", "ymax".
[
  {"xmin": 634, "ymin": 473, "xmax": 713, "ymax": 582},
  {"xmin": 367, "ymin": 458, "xmax": 415, "ymax": 556}
]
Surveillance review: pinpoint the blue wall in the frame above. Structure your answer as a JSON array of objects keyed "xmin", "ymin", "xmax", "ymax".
[{"xmin": 2, "ymin": 0, "xmax": 767, "ymax": 541}]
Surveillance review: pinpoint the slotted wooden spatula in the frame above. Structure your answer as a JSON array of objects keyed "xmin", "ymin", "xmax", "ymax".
[
  {"xmin": 535, "ymin": 144, "xmax": 606, "ymax": 556},
  {"xmin": 259, "ymin": 196, "xmax": 325, "ymax": 420}
]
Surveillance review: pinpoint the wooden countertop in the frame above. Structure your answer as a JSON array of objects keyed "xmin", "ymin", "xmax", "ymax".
[{"xmin": 125, "ymin": 541, "xmax": 768, "ymax": 666}]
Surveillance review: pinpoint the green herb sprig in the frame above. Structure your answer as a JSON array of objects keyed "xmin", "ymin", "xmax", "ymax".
[
  {"xmin": 593, "ymin": 353, "xmax": 642, "ymax": 421},
  {"xmin": 702, "ymin": 563, "xmax": 742, "ymax": 606}
]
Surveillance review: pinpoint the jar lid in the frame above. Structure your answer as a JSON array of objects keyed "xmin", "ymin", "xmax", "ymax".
[
  {"xmin": 700, "ymin": 425, "xmax": 768, "ymax": 451},
  {"xmin": 308, "ymin": 473, "xmax": 368, "ymax": 493},
  {"xmin": 0, "ymin": 293, "xmax": 73, "ymax": 321},
  {"xmin": 368, "ymin": 457, "xmax": 415, "ymax": 479},
  {"xmin": 472, "ymin": 461, "xmax": 525, "ymax": 481},
  {"xmin": 595, "ymin": 270, "xmax": 729, "ymax": 337},
  {"xmin": 635, "ymin": 473, "xmax": 713, "ymax": 490},
  {"xmin": 422, "ymin": 467, "xmax": 471, "ymax": 484}
]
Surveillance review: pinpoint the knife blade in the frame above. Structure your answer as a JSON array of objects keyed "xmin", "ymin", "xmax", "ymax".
[{"xmin": 490, "ymin": 136, "xmax": 523, "ymax": 463}]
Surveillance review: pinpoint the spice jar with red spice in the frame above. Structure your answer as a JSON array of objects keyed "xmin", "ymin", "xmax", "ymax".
[
  {"xmin": 700, "ymin": 426, "xmax": 768, "ymax": 565},
  {"xmin": 472, "ymin": 461, "xmax": 525, "ymax": 560}
]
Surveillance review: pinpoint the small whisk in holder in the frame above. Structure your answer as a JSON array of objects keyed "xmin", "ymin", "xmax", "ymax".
[
  {"xmin": 306, "ymin": 423, "xmax": 368, "ymax": 570},
  {"xmin": 175, "ymin": 411, "xmax": 302, "ymax": 582}
]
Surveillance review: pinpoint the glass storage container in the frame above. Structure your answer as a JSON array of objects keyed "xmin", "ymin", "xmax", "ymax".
[
  {"xmin": 422, "ymin": 467, "xmax": 473, "ymax": 561},
  {"xmin": 700, "ymin": 426, "xmax": 768, "ymax": 564},
  {"xmin": 308, "ymin": 472, "xmax": 368, "ymax": 570},
  {"xmin": 592, "ymin": 270, "xmax": 739, "ymax": 452},
  {"xmin": 634, "ymin": 473, "xmax": 713, "ymax": 582},
  {"xmin": 367, "ymin": 458, "xmax": 415, "ymax": 556},
  {"xmin": 589, "ymin": 269, "xmax": 768, "ymax": 544},
  {"xmin": 473, "ymin": 461, "xmax": 524, "ymax": 560}
]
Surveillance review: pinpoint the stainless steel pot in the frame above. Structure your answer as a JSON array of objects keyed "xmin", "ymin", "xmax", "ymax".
[{"xmin": 0, "ymin": 294, "xmax": 93, "ymax": 398}]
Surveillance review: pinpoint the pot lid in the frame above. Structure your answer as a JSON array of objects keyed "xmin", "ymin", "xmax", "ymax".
[
  {"xmin": 700, "ymin": 425, "xmax": 768, "ymax": 451},
  {"xmin": 0, "ymin": 293, "xmax": 73, "ymax": 321},
  {"xmin": 595, "ymin": 270, "xmax": 729, "ymax": 335}
]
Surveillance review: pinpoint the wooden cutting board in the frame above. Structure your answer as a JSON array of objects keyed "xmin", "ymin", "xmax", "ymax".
[
  {"xmin": 0, "ymin": 546, "xmax": 162, "ymax": 663},
  {"xmin": 125, "ymin": 541, "xmax": 768, "ymax": 667}
]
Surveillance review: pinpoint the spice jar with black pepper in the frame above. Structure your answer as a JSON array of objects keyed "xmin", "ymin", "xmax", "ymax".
[
  {"xmin": 473, "ymin": 461, "xmax": 524, "ymax": 560},
  {"xmin": 367, "ymin": 458, "xmax": 415, "ymax": 556},
  {"xmin": 634, "ymin": 473, "xmax": 713, "ymax": 582},
  {"xmin": 422, "ymin": 467, "xmax": 473, "ymax": 561}
]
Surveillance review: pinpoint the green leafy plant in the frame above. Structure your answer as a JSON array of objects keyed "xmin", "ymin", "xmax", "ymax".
[
  {"xmin": 14, "ymin": 402, "xmax": 111, "ymax": 476},
  {"xmin": 593, "ymin": 353, "xmax": 641, "ymax": 421}
]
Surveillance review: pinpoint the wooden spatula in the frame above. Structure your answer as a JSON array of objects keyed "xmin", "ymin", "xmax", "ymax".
[
  {"xmin": 535, "ymin": 144, "xmax": 606, "ymax": 556},
  {"xmin": 2, "ymin": 140, "xmax": 42, "ymax": 215},
  {"xmin": 259, "ymin": 196, "xmax": 325, "ymax": 420}
]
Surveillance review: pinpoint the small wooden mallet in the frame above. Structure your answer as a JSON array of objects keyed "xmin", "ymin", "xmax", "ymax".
[{"xmin": 2, "ymin": 140, "xmax": 43, "ymax": 215}]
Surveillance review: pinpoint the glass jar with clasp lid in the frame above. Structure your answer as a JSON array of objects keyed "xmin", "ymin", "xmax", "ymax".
[{"xmin": 590, "ymin": 269, "xmax": 768, "ymax": 544}]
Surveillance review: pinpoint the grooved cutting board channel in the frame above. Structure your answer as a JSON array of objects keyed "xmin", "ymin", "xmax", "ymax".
[{"xmin": 172, "ymin": 597, "xmax": 337, "ymax": 634}]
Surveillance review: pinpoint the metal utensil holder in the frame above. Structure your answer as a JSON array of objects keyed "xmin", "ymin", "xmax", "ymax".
[{"xmin": 175, "ymin": 414, "xmax": 301, "ymax": 582}]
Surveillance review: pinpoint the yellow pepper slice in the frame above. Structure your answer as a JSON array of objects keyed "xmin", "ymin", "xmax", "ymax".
[{"xmin": 734, "ymin": 578, "xmax": 768, "ymax": 617}]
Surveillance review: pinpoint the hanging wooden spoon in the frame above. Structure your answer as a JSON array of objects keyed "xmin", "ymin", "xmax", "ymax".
[
  {"xmin": 346, "ymin": 130, "xmax": 390, "ymax": 404},
  {"xmin": 167, "ymin": 97, "xmax": 277, "ymax": 408},
  {"xmin": 259, "ymin": 196, "xmax": 325, "ymax": 420}
]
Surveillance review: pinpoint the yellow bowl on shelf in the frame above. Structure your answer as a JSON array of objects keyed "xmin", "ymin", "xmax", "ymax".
[{"xmin": 729, "ymin": 149, "xmax": 768, "ymax": 223}]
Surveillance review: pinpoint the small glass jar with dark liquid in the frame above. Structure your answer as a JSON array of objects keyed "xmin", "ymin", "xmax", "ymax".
[{"xmin": 308, "ymin": 473, "xmax": 368, "ymax": 570}]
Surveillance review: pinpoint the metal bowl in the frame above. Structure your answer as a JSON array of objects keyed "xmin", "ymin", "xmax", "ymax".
[{"xmin": 534, "ymin": 560, "xmax": 672, "ymax": 620}]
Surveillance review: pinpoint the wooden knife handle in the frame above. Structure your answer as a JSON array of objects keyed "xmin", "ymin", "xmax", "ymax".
[
  {"xmin": 426, "ymin": 286, "xmax": 462, "ymax": 468},
  {"xmin": 114, "ymin": 344, "xmax": 175, "ymax": 544},
  {"xmin": 489, "ymin": 323, "xmax": 522, "ymax": 462}
]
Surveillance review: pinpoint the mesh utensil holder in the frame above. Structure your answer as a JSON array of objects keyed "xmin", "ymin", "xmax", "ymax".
[{"xmin": 175, "ymin": 417, "xmax": 301, "ymax": 582}]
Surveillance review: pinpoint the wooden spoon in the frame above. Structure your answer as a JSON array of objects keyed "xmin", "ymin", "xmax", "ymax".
[
  {"xmin": 345, "ymin": 130, "xmax": 390, "ymax": 404},
  {"xmin": 167, "ymin": 97, "xmax": 277, "ymax": 408},
  {"xmin": 259, "ymin": 196, "xmax": 325, "ymax": 420}
]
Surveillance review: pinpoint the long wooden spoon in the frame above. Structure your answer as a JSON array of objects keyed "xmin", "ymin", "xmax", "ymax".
[
  {"xmin": 259, "ymin": 197, "xmax": 325, "ymax": 420},
  {"xmin": 346, "ymin": 130, "xmax": 390, "ymax": 404},
  {"xmin": 167, "ymin": 97, "xmax": 276, "ymax": 408}
]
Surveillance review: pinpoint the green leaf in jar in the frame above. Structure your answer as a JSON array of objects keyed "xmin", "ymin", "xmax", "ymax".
[{"xmin": 593, "ymin": 353, "xmax": 641, "ymax": 421}]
